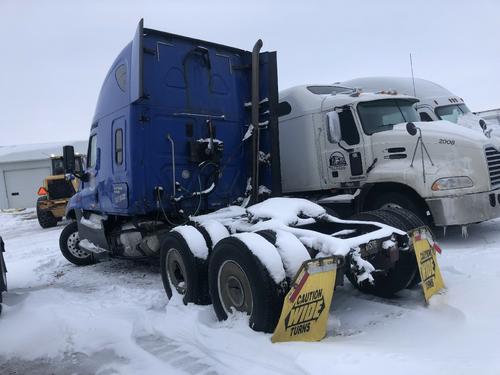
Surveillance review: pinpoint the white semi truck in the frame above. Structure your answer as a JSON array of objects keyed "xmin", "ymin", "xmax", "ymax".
[
  {"xmin": 476, "ymin": 108, "xmax": 500, "ymax": 127},
  {"xmin": 278, "ymin": 85, "xmax": 500, "ymax": 227},
  {"xmin": 341, "ymin": 77, "xmax": 496, "ymax": 133}
]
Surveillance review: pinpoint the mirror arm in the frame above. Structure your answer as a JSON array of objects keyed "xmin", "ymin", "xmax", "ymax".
[
  {"xmin": 68, "ymin": 171, "xmax": 89, "ymax": 182},
  {"xmin": 337, "ymin": 141, "xmax": 353, "ymax": 153}
]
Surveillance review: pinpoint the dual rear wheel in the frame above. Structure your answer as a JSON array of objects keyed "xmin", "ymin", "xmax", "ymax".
[
  {"xmin": 160, "ymin": 230, "xmax": 286, "ymax": 333},
  {"xmin": 161, "ymin": 207, "xmax": 426, "ymax": 332}
]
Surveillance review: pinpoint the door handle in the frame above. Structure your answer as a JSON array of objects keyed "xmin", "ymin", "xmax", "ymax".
[{"xmin": 11, "ymin": 192, "xmax": 19, "ymax": 196}]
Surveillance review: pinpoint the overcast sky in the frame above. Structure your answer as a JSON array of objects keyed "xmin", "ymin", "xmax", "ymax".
[{"xmin": 1, "ymin": 0, "xmax": 499, "ymax": 146}]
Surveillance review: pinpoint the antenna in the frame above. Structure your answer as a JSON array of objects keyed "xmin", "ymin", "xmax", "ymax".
[{"xmin": 409, "ymin": 53, "xmax": 417, "ymax": 97}]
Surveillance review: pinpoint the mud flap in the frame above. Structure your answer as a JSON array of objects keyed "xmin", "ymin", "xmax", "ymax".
[
  {"xmin": 272, "ymin": 257, "xmax": 336, "ymax": 343},
  {"xmin": 411, "ymin": 228, "xmax": 445, "ymax": 303}
]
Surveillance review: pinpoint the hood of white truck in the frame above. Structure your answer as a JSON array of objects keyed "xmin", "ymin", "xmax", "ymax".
[
  {"xmin": 402, "ymin": 120, "xmax": 489, "ymax": 142},
  {"xmin": 368, "ymin": 120, "xmax": 500, "ymax": 196}
]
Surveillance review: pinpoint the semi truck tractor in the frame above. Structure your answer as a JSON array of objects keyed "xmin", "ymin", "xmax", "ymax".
[
  {"xmin": 278, "ymin": 85, "xmax": 500, "ymax": 227},
  {"xmin": 59, "ymin": 20, "xmax": 430, "ymax": 333},
  {"xmin": 341, "ymin": 77, "xmax": 488, "ymax": 131}
]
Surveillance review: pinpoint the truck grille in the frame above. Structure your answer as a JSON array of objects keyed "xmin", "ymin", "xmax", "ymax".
[{"xmin": 485, "ymin": 147, "xmax": 500, "ymax": 189}]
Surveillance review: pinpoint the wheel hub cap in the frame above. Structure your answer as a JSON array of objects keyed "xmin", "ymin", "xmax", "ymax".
[
  {"xmin": 217, "ymin": 260, "xmax": 253, "ymax": 316},
  {"xmin": 67, "ymin": 231, "xmax": 91, "ymax": 259},
  {"xmin": 166, "ymin": 248, "xmax": 187, "ymax": 295}
]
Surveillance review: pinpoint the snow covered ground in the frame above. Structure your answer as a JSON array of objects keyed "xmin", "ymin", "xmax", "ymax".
[{"xmin": 0, "ymin": 210, "xmax": 499, "ymax": 375}]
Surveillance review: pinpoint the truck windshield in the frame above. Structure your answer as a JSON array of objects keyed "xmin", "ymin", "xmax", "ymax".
[
  {"xmin": 357, "ymin": 99, "xmax": 419, "ymax": 135},
  {"xmin": 435, "ymin": 104, "xmax": 470, "ymax": 123}
]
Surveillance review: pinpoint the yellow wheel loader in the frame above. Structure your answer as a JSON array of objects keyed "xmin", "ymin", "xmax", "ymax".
[{"xmin": 36, "ymin": 155, "xmax": 83, "ymax": 228}]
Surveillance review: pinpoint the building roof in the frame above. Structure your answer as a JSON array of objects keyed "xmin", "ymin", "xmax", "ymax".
[{"xmin": 0, "ymin": 140, "xmax": 88, "ymax": 164}]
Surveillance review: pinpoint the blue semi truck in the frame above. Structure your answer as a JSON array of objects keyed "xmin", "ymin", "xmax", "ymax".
[{"xmin": 59, "ymin": 20, "xmax": 427, "ymax": 333}]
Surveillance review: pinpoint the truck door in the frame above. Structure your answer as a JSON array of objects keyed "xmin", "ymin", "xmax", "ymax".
[{"xmin": 321, "ymin": 108, "xmax": 366, "ymax": 188}]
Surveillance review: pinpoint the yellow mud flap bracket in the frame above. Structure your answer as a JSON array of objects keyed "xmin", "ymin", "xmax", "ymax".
[
  {"xmin": 272, "ymin": 257, "xmax": 336, "ymax": 343},
  {"xmin": 411, "ymin": 228, "xmax": 445, "ymax": 303}
]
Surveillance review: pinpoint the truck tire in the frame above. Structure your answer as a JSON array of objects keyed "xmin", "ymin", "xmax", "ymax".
[
  {"xmin": 380, "ymin": 207, "xmax": 426, "ymax": 231},
  {"xmin": 367, "ymin": 192, "xmax": 429, "ymax": 225},
  {"xmin": 36, "ymin": 197, "xmax": 58, "ymax": 229},
  {"xmin": 59, "ymin": 221, "xmax": 95, "ymax": 266},
  {"xmin": 380, "ymin": 207, "xmax": 430, "ymax": 288},
  {"xmin": 160, "ymin": 231, "xmax": 210, "ymax": 305},
  {"xmin": 346, "ymin": 210, "xmax": 418, "ymax": 297},
  {"xmin": 208, "ymin": 235, "xmax": 286, "ymax": 333}
]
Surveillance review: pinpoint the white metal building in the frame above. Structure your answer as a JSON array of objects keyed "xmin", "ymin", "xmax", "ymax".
[{"xmin": 0, "ymin": 141, "xmax": 87, "ymax": 209}]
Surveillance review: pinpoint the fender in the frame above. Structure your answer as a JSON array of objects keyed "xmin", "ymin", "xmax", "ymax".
[
  {"xmin": 354, "ymin": 183, "xmax": 375, "ymax": 213},
  {"xmin": 65, "ymin": 193, "xmax": 82, "ymax": 219},
  {"xmin": 355, "ymin": 182, "xmax": 428, "ymax": 214}
]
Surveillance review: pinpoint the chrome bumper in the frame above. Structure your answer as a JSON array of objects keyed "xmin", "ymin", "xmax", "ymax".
[{"xmin": 426, "ymin": 190, "xmax": 500, "ymax": 226}]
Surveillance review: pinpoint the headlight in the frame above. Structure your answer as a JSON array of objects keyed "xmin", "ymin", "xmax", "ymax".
[{"xmin": 431, "ymin": 176, "xmax": 473, "ymax": 191}]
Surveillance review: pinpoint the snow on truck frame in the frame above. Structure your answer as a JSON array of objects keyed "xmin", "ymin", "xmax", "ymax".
[{"xmin": 58, "ymin": 20, "xmax": 430, "ymax": 333}]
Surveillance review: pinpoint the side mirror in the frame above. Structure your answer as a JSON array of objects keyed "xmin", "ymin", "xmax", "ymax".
[
  {"xmin": 327, "ymin": 111, "xmax": 342, "ymax": 143},
  {"xmin": 479, "ymin": 119, "xmax": 487, "ymax": 131},
  {"xmin": 63, "ymin": 145, "xmax": 76, "ymax": 174},
  {"xmin": 406, "ymin": 122, "xmax": 418, "ymax": 136}
]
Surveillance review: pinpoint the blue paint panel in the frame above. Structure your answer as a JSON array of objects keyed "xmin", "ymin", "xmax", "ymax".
[{"xmin": 112, "ymin": 183, "xmax": 129, "ymax": 209}]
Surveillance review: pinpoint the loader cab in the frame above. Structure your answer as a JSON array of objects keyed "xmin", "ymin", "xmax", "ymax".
[{"xmin": 51, "ymin": 155, "xmax": 83, "ymax": 176}]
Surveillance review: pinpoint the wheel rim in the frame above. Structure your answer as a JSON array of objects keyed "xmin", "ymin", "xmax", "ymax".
[
  {"xmin": 66, "ymin": 231, "xmax": 91, "ymax": 259},
  {"xmin": 166, "ymin": 248, "xmax": 187, "ymax": 295},
  {"xmin": 217, "ymin": 260, "xmax": 253, "ymax": 316}
]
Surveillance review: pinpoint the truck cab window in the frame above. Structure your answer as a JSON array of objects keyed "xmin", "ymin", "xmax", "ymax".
[
  {"xmin": 435, "ymin": 104, "xmax": 470, "ymax": 123},
  {"xmin": 357, "ymin": 99, "xmax": 419, "ymax": 135},
  {"xmin": 115, "ymin": 129, "xmax": 123, "ymax": 165},
  {"xmin": 115, "ymin": 64, "xmax": 127, "ymax": 92},
  {"xmin": 419, "ymin": 112, "xmax": 433, "ymax": 122},
  {"xmin": 339, "ymin": 110, "xmax": 360, "ymax": 145},
  {"xmin": 88, "ymin": 135, "xmax": 97, "ymax": 168}
]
